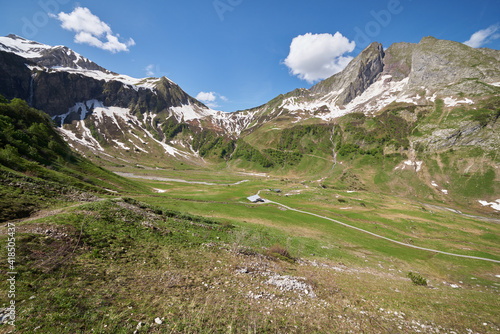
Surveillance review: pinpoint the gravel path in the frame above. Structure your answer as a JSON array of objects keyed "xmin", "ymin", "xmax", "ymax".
[
  {"xmin": 256, "ymin": 191, "xmax": 500, "ymax": 264},
  {"xmin": 115, "ymin": 172, "xmax": 249, "ymax": 186}
]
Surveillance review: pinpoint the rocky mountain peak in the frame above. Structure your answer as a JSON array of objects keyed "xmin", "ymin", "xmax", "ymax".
[
  {"xmin": 0, "ymin": 34, "xmax": 108, "ymax": 72},
  {"xmin": 310, "ymin": 42, "xmax": 385, "ymax": 105}
]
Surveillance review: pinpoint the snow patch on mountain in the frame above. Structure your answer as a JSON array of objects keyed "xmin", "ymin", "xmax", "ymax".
[
  {"xmin": 442, "ymin": 97, "xmax": 474, "ymax": 107},
  {"xmin": 278, "ymin": 75, "xmax": 414, "ymax": 122},
  {"xmin": 32, "ymin": 66, "xmax": 162, "ymax": 91},
  {"xmin": 281, "ymin": 96, "xmax": 327, "ymax": 113},
  {"xmin": 0, "ymin": 34, "xmax": 53, "ymax": 58},
  {"xmin": 394, "ymin": 159, "xmax": 423, "ymax": 172},
  {"xmin": 0, "ymin": 34, "xmax": 98, "ymax": 70},
  {"xmin": 478, "ymin": 199, "xmax": 500, "ymax": 212},
  {"xmin": 169, "ymin": 103, "xmax": 217, "ymax": 122},
  {"xmin": 342, "ymin": 76, "xmax": 411, "ymax": 114},
  {"xmin": 55, "ymin": 100, "xmax": 191, "ymax": 158},
  {"xmin": 58, "ymin": 121, "xmax": 104, "ymax": 152},
  {"xmin": 112, "ymin": 139, "xmax": 130, "ymax": 150},
  {"xmin": 213, "ymin": 108, "xmax": 263, "ymax": 135}
]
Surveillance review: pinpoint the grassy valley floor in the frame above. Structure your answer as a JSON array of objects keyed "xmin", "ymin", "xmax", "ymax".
[{"xmin": 1, "ymin": 168, "xmax": 499, "ymax": 333}]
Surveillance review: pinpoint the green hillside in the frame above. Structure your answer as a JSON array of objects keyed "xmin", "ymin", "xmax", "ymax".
[
  {"xmin": 0, "ymin": 96, "xmax": 145, "ymax": 222},
  {"xmin": 200, "ymin": 96, "xmax": 500, "ymax": 209}
]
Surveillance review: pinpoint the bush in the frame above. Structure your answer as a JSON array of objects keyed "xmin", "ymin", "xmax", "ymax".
[
  {"xmin": 267, "ymin": 244, "xmax": 295, "ymax": 262},
  {"xmin": 408, "ymin": 272, "xmax": 427, "ymax": 286}
]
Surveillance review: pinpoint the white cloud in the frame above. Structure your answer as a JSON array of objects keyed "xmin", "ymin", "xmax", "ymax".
[
  {"xmin": 464, "ymin": 24, "xmax": 500, "ymax": 48},
  {"xmin": 196, "ymin": 91, "xmax": 217, "ymax": 102},
  {"xmin": 284, "ymin": 32, "xmax": 356, "ymax": 83},
  {"xmin": 51, "ymin": 7, "xmax": 135, "ymax": 53},
  {"xmin": 145, "ymin": 64, "xmax": 155, "ymax": 76},
  {"xmin": 196, "ymin": 91, "xmax": 226, "ymax": 109}
]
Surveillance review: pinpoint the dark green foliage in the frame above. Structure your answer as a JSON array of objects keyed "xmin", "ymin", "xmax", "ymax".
[
  {"xmin": 0, "ymin": 95, "xmax": 146, "ymax": 221},
  {"xmin": 349, "ymin": 112, "xmax": 366, "ymax": 120},
  {"xmin": 232, "ymin": 124, "xmax": 336, "ymax": 169},
  {"xmin": 192, "ymin": 129, "xmax": 236, "ymax": 159},
  {"xmin": 338, "ymin": 143, "xmax": 360, "ymax": 156},
  {"xmin": 337, "ymin": 105, "xmax": 419, "ymax": 156},
  {"xmin": 0, "ymin": 97, "xmax": 74, "ymax": 169},
  {"xmin": 277, "ymin": 124, "xmax": 333, "ymax": 154},
  {"xmin": 407, "ymin": 272, "xmax": 427, "ymax": 286},
  {"xmin": 469, "ymin": 98, "xmax": 500, "ymax": 126},
  {"xmin": 263, "ymin": 149, "xmax": 303, "ymax": 167},
  {"xmin": 232, "ymin": 139, "xmax": 273, "ymax": 167},
  {"xmin": 383, "ymin": 102, "xmax": 417, "ymax": 115},
  {"xmin": 162, "ymin": 116, "xmax": 189, "ymax": 140},
  {"xmin": 370, "ymin": 111, "xmax": 411, "ymax": 149}
]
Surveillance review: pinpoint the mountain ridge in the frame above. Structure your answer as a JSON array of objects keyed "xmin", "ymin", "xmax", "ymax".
[
  {"xmin": 236, "ymin": 36, "xmax": 500, "ymax": 135},
  {"xmin": 0, "ymin": 34, "xmax": 499, "ymax": 178}
]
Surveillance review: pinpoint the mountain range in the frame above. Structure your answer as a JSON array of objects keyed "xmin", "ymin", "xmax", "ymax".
[
  {"xmin": 0, "ymin": 33, "xmax": 499, "ymax": 209},
  {"xmin": 2, "ymin": 26, "xmax": 500, "ymax": 334}
]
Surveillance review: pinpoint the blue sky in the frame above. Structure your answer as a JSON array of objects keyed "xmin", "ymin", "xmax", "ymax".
[{"xmin": 1, "ymin": 0, "xmax": 500, "ymax": 112}]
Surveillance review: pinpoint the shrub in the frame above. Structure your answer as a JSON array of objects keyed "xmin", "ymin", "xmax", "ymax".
[
  {"xmin": 267, "ymin": 244, "xmax": 295, "ymax": 262},
  {"xmin": 408, "ymin": 272, "xmax": 427, "ymax": 286}
]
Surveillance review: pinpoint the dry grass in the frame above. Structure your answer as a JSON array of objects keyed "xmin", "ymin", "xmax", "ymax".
[{"xmin": 2, "ymin": 199, "xmax": 499, "ymax": 333}]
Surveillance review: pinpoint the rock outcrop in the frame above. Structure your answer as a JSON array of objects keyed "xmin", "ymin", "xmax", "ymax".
[{"xmin": 310, "ymin": 42, "xmax": 385, "ymax": 105}]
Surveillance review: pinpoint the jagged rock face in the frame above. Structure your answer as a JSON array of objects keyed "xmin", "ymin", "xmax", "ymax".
[
  {"xmin": 29, "ymin": 71, "xmax": 210, "ymax": 118},
  {"xmin": 336, "ymin": 43, "xmax": 385, "ymax": 105},
  {"xmin": 381, "ymin": 42, "xmax": 415, "ymax": 81},
  {"xmin": 32, "ymin": 70, "xmax": 106, "ymax": 116},
  {"xmin": 409, "ymin": 37, "xmax": 500, "ymax": 92},
  {"xmin": 0, "ymin": 35, "xmax": 217, "ymax": 123},
  {"xmin": 0, "ymin": 51, "xmax": 32, "ymax": 102},
  {"xmin": 417, "ymin": 120, "xmax": 499, "ymax": 152},
  {"xmin": 35, "ymin": 46, "xmax": 107, "ymax": 72},
  {"xmin": 310, "ymin": 42, "xmax": 385, "ymax": 104}
]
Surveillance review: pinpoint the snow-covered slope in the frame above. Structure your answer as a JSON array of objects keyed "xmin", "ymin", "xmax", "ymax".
[
  {"xmin": 55, "ymin": 99, "xmax": 191, "ymax": 158},
  {"xmin": 0, "ymin": 34, "xmax": 54, "ymax": 58},
  {"xmin": 0, "ymin": 34, "xmax": 105, "ymax": 71}
]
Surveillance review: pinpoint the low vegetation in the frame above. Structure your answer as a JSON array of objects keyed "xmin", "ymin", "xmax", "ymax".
[
  {"xmin": 0, "ymin": 95, "xmax": 144, "ymax": 221},
  {"xmin": 407, "ymin": 272, "xmax": 428, "ymax": 286}
]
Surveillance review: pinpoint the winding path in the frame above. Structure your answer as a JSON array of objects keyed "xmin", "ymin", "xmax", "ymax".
[
  {"xmin": 114, "ymin": 172, "xmax": 249, "ymax": 186},
  {"xmin": 256, "ymin": 191, "xmax": 500, "ymax": 264}
]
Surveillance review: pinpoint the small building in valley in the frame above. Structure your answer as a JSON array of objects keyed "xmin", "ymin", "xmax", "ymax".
[{"xmin": 247, "ymin": 195, "xmax": 264, "ymax": 203}]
